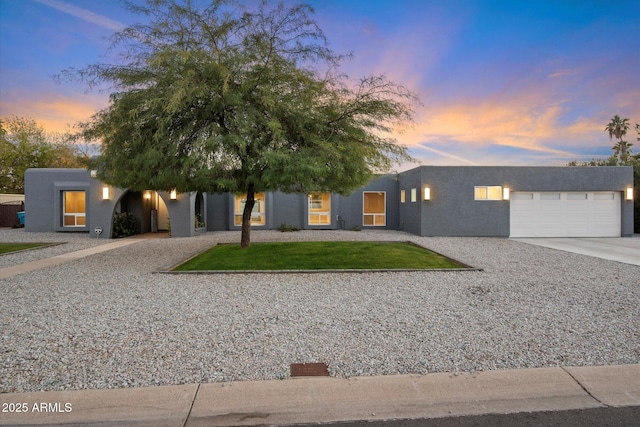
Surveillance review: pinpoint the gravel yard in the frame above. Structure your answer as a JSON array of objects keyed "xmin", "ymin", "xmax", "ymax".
[{"xmin": 1, "ymin": 229, "xmax": 638, "ymax": 393}]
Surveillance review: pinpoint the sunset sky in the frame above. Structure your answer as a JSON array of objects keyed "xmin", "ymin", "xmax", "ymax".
[{"xmin": 1, "ymin": 0, "xmax": 639, "ymax": 168}]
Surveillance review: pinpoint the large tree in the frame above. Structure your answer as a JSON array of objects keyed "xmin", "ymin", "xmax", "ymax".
[
  {"xmin": 70, "ymin": 0, "xmax": 417, "ymax": 247},
  {"xmin": 0, "ymin": 116, "xmax": 88, "ymax": 193}
]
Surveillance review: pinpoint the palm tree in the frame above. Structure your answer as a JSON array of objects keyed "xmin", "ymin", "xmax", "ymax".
[
  {"xmin": 611, "ymin": 140, "xmax": 634, "ymax": 160},
  {"xmin": 605, "ymin": 115, "xmax": 631, "ymax": 157}
]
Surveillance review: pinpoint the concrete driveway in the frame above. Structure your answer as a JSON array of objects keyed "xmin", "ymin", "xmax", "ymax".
[{"xmin": 512, "ymin": 235, "xmax": 640, "ymax": 266}]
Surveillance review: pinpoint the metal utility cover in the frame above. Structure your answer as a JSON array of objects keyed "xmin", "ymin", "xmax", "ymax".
[{"xmin": 290, "ymin": 362, "xmax": 330, "ymax": 377}]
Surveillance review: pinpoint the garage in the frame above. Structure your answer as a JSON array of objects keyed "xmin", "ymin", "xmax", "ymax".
[{"xmin": 510, "ymin": 191, "xmax": 621, "ymax": 238}]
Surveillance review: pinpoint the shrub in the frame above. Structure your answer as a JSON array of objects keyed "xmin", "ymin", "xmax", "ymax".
[
  {"xmin": 112, "ymin": 212, "xmax": 138, "ymax": 238},
  {"xmin": 195, "ymin": 213, "xmax": 206, "ymax": 229},
  {"xmin": 276, "ymin": 222, "xmax": 300, "ymax": 232}
]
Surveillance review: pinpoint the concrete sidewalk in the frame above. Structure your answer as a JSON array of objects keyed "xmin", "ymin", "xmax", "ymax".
[
  {"xmin": 1, "ymin": 364, "xmax": 638, "ymax": 426},
  {"xmin": 0, "ymin": 239, "xmax": 143, "ymax": 280}
]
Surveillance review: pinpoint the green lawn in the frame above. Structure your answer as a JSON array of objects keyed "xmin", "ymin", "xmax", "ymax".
[
  {"xmin": 173, "ymin": 241, "xmax": 465, "ymax": 271},
  {"xmin": 0, "ymin": 243, "xmax": 51, "ymax": 255}
]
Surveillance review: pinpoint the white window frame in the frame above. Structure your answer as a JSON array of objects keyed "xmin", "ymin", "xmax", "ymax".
[
  {"xmin": 308, "ymin": 193, "xmax": 331, "ymax": 225},
  {"xmin": 62, "ymin": 191, "xmax": 86, "ymax": 227},
  {"xmin": 363, "ymin": 191, "xmax": 386, "ymax": 226},
  {"xmin": 474, "ymin": 186, "xmax": 503, "ymax": 200},
  {"xmin": 234, "ymin": 193, "xmax": 265, "ymax": 226}
]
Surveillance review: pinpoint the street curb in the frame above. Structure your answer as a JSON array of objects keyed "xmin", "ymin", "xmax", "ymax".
[{"xmin": 1, "ymin": 365, "xmax": 638, "ymax": 426}]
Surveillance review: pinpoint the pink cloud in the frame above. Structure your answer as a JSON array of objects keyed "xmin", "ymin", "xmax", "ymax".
[{"xmin": 0, "ymin": 90, "xmax": 107, "ymax": 133}]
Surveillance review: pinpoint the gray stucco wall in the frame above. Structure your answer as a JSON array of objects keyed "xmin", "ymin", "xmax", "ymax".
[
  {"xmin": 405, "ymin": 166, "xmax": 634, "ymax": 237},
  {"xmin": 209, "ymin": 191, "xmax": 339, "ymax": 231},
  {"xmin": 205, "ymin": 175, "xmax": 399, "ymax": 232},
  {"xmin": 206, "ymin": 193, "xmax": 228, "ymax": 231},
  {"xmin": 88, "ymin": 181, "xmax": 124, "ymax": 238},
  {"xmin": 336, "ymin": 175, "xmax": 400, "ymax": 230},
  {"xmin": 418, "ymin": 167, "xmax": 510, "ymax": 236},
  {"xmin": 272, "ymin": 192, "xmax": 305, "ymax": 229},
  {"xmin": 25, "ymin": 169, "xmax": 202, "ymax": 238},
  {"xmin": 25, "ymin": 169, "xmax": 91, "ymax": 233},
  {"xmin": 26, "ymin": 166, "xmax": 634, "ymax": 238},
  {"xmin": 397, "ymin": 167, "xmax": 423, "ymax": 235},
  {"xmin": 161, "ymin": 191, "xmax": 206, "ymax": 238}
]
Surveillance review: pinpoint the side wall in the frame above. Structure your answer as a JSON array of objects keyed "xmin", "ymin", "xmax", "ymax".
[
  {"xmin": 25, "ymin": 169, "xmax": 202, "ymax": 238},
  {"xmin": 409, "ymin": 166, "xmax": 634, "ymax": 237},
  {"xmin": 25, "ymin": 168, "xmax": 91, "ymax": 233},
  {"xmin": 205, "ymin": 175, "xmax": 399, "ymax": 232},
  {"xmin": 418, "ymin": 167, "xmax": 511, "ymax": 237},
  {"xmin": 336, "ymin": 175, "xmax": 400, "ymax": 231},
  {"xmin": 89, "ymin": 181, "xmax": 124, "ymax": 238},
  {"xmin": 206, "ymin": 193, "xmax": 228, "ymax": 231},
  {"xmin": 397, "ymin": 167, "xmax": 423, "ymax": 235},
  {"xmin": 164, "ymin": 191, "xmax": 204, "ymax": 238}
]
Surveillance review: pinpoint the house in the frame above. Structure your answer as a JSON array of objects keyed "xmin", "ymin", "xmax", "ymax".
[{"xmin": 24, "ymin": 166, "xmax": 635, "ymax": 238}]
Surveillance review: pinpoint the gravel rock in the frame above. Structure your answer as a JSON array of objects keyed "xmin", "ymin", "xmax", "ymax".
[{"xmin": 1, "ymin": 229, "xmax": 639, "ymax": 393}]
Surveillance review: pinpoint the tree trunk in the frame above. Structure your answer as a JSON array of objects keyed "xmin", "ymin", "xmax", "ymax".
[{"xmin": 240, "ymin": 183, "xmax": 255, "ymax": 249}]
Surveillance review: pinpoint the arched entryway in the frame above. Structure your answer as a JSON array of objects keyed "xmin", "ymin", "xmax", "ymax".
[
  {"xmin": 195, "ymin": 192, "xmax": 205, "ymax": 229},
  {"xmin": 112, "ymin": 190, "xmax": 169, "ymax": 236}
]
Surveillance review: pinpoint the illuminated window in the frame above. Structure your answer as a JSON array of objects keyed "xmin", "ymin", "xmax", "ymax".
[
  {"xmin": 234, "ymin": 193, "xmax": 265, "ymax": 226},
  {"xmin": 474, "ymin": 186, "xmax": 502, "ymax": 200},
  {"xmin": 400, "ymin": 190, "xmax": 406, "ymax": 203},
  {"xmin": 308, "ymin": 193, "xmax": 331, "ymax": 225},
  {"xmin": 411, "ymin": 188, "xmax": 417, "ymax": 203},
  {"xmin": 363, "ymin": 192, "xmax": 386, "ymax": 226},
  {"xmin": 63, "ymin": 191, "xmax": 86, "ymax": 227}
]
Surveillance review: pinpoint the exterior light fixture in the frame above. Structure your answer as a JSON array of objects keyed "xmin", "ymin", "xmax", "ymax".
[
  {"xmin": 170, "ymin": 189, "xmax": 177, "ymax": 200},
  {"xmin": 423, "ymin": 186, "xmax": 431, "ymax": 201},
  {"xmin": 502, "ymin": 187, "xmax": 510, "ymax": 200},
  {"xmin": 102, "ymin": 187, "xmax": 109, "ymax": 200},
  {"xmin": 626, "ymin": 187, "xmax": 634, "ymax": 201},
  {"xmin": 145, "ymin": 191, "xmax": 151, "ymax": 200}
]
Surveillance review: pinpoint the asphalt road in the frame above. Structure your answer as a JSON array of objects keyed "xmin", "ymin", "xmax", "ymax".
[{"xmin": 291, "ymin": 406, "xmax": 640, "ymax": 427}]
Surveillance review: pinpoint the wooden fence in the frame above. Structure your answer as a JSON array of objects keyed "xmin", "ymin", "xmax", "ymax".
[{"xmin": 0, "ymin": 201, "xmax": 24, "ymax": 228}]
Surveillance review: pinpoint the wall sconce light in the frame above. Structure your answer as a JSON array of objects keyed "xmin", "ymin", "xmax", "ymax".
[
  {"xmin": 502, "ymin": 187, "xmax": 510, "ymax": 200},
  {"xmin": 423, "ymin": 186, "xmax": 431, "ymax": 201},
  {"xmin": 170, "ymin": 189, "xmax": 177, "ymax": 200},
  {"xmin": 626, "ymin": 187, "xmax": 634, "ymax": 201},
  {"xmin": 102, "ymin": 187, "xmax": 109, "ymax": 200},
  {"xmin": 144, "ymin": 191, "xmax": 151, "ymax": 200}
]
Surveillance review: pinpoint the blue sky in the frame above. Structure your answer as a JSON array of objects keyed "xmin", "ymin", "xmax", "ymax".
[{"xmin": 1, "ymin": 0, "xmax": 638, "ymax": 168}]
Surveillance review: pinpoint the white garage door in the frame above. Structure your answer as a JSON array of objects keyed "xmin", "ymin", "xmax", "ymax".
[{"xmin": 510, "ymin": 192, "xmax": 621, "ymax": 237}]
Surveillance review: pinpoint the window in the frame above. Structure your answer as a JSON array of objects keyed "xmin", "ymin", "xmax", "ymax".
[
  {"xmin": 363, "ymin": 192, "xmax": 386, "ymax": 226},
  {"xmin": 400, "ymin": 190, "xmax": 406, "ymax": 203},
  {"xmin": 568, "ymin": 193, "xmax": 587, "ymax": 200},
  {"xmin": 540, "ymin": 193, "xmax": 560, "ymax": 200},
  {"xmin": 513, "ymin": 192, "xmax": 533, "ymax": 200},
  {"xmin": 474, "ymin": 186, "xmax": 502, "ymax": 200},
  {"xmin": 411, "ymin": 188, "xmax": 417, "ymax": 203},
  {"xmin": 234, "ymin": 193, "xmax": 265, "ymax": 226},
  {"xmin": 595, "ymin": 192, "xmax": 614, "ymax": 200},
  {"xmin": 63, "ymin": 191, "xmax": 86, "ymax": 227},
  {"xmin": 308, "ymin": 193, "xmax": 331, "ymax": 225}
]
